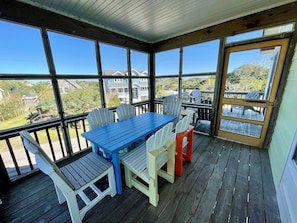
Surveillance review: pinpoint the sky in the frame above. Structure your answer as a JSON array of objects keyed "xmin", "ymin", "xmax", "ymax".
[{"xmin": 0, "ymin": 19, "xmax": 274, "ymax": 77}]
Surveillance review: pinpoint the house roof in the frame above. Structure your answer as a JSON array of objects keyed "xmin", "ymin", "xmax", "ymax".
[
  {"xmin": 104, "ymin": 69, "xmax": 147, "ymax": 76},
  {"xmin": 17, "ymin": 0, "xmax": 296, "ymax": 43}
]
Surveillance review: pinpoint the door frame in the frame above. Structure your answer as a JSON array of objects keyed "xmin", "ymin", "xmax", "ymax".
[{"xmin": 215, "ymin": 38, "xmax": 289, "ymax": 148}]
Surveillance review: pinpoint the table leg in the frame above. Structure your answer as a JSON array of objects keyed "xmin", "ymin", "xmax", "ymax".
[{"xmin": 111, "ymin": 152, "xmax": 123, "ymax": 194}]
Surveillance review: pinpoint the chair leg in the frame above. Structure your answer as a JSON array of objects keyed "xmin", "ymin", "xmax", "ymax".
[
  {"xmin": 166, "ymin": 142, "xmax": 175, "ymax": 183},
  {"xmin": 107, "ymin": 167, "xmax": 117, "ymax": 197},
  {"xmin": 54, "ymin": 184, "xmax": 66, "ymax": 204},
  {"xmin": 184, "ymin": 127, "xmax": 194, "ymax": 162},
  {"xmin": 149, "ymin": 178, "xmax": 159, "ymax": 207},
  {"xmin": 65, "ymin": 191, "xmax": 82, "ymax": 223},
  {"xmin": 175, "ymin": 135, "xmax": 184, "ymax": 177},
  {"xmin": 124, "ymin": 166, "xmax": 132, "ymax": 188}
]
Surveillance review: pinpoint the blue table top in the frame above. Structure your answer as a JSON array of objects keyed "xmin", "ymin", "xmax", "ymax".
[{"xmin": 82, "ymin": 112, "xmax": 176, "ymax": 153}]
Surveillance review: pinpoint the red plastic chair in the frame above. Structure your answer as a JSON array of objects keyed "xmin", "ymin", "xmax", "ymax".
[
  {"xmin": 175, "ymin": 125, "xmax": 194, "ymax": 176},
  {"xmin": 172, "ymin": 112, "xmax": 194, "ymax": 176}
]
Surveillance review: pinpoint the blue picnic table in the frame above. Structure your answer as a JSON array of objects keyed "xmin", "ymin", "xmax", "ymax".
[{"xmin": 81, "ymin": 112, "xmax": 176, "ymax": 194}]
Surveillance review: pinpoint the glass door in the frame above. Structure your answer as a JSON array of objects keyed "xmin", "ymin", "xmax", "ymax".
[{"xmin": 216, "ymin": 39, "xmax": 289, "ymax": 148}]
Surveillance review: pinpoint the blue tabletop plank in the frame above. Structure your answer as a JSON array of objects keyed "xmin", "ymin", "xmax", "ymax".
[{"xmin": 82, "ymin": 112, "xmax": 176, "ymax": 153}]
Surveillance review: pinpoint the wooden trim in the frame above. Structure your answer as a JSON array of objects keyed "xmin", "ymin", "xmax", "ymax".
[
  {"xmin": 217, "ymin": 130, "xmax": 263, "ymax": 148},
  {"xmin": 220, "ymin": 116, "xmax": 264, "ymax": 126},
  {"xmin": 264, "ymin": 23, "xmax": 297, "ymax": 148},
  {"xmin": 153, "ymin": 2, "xmax": 297, "ymax": 52},
  {"xmin": 0, "ymin": 0, "xmax": 150, "ymax": 52},
  {"xmin": 216, "ymin": 38, "xmax": 290, "ymax": 148}
]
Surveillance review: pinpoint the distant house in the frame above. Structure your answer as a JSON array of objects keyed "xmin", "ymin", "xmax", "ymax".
[
  {"xmin": 58, "ymin": 79, "xmax": 82, "ymax": 94},
  {"xmin": 104, "ymin": 69, "xmax": 148, "ymax": 103},
  {"xmin": 0, "ymin": 88, "xmax": 3, "ymax": 100}
]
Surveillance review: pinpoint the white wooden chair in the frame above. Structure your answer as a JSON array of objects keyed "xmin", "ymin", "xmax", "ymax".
[
  {"xmin": 163, "ymin": 95, "xmax": 182, "ymax": 126},
  {"xmin": 242, "ymin": 90, "xmax": 260, "ymax": 115},
  {"xmin": 190, "ymin": 89, "xmax": 201, "ymax": 103},
  {"xmin": 116, "ymin": 104, "xmax": 136, "ymax": 121},
  {"xmin": 121, "ymin": 122, "xmax": 176, "ymax": 206},
  {"xmin": 87, "ymin": 108, "xmax": 114, "ymax": 154},
  {"xmin": 20, "ymin": 131, "xmax": 116, "ymax": 223},
  {"xmin": 87, "ymin": 107, "xmax": 114, "ymax": 130}
]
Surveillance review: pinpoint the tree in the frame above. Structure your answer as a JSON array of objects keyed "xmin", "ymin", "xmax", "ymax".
[
  {"xmin": 0, "ymin": 92, "xmax": 24, "ymax": 121},
  {"xmin": 62, "ymin": 81, "xmax": 101, "ymax": 115},
  {"xmin": 226, "ymin": 64, "xmax": 269, "ymax": 92},
  {"xmin": 107, "ymin": 94, "xmax": 121, "ymax": 107}
]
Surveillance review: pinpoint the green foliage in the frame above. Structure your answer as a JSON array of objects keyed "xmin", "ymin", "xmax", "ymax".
[
  {"xmin": 0, "ymin": 92, "xmax": 24, "ymax": 121},
  {"xmin": 226, "ymin": 64, "xmax": 268, "ymax": 91},
  {"xmin": 107, "ymin": 94, "xmax": 121, "ymax": 107},
  {"xmin": 62, "ymin": 81, "xmax": 101, "ymax": 115}
]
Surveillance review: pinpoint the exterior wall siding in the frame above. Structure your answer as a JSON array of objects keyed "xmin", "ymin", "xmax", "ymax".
[{"xmin": 269, "ymin": 44, "xmax": 297, "ymax": 187}]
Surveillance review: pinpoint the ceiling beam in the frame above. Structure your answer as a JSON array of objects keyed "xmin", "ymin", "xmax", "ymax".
[
  {"xmin": 0, "ymin": 0, "xmax": 151, "ymax": 52},
  {"xmin": 153, "ymin": 2, "xmax": 297, "ymax": 52}
]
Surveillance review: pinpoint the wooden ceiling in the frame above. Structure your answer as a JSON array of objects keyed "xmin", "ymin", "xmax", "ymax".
[{"xmin": 16, "ymin": 0, "xmax": 295, "ymax": 43}]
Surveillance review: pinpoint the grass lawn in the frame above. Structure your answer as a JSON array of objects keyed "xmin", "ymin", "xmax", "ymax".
[
  {"xmin": 0, "ymin": 116, "xmax": 88, "ymax": 151},
  {"xmin": 0, "ymin": 116, "xmax": 29, "ymax": 130}
]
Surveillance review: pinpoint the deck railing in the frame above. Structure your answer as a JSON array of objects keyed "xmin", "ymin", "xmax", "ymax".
[
  {"xmin": 0, "ymin": 91, "xmax": 257, "ymax": 183},
  {"xmin": 0, "ymin": 101, "xmax": 150, "ymax": 182}
]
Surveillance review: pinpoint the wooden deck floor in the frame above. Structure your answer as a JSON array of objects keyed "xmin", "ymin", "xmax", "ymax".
[{"xmin": 0, "ymin": 134, "xmax": 280, "ymax": 223}]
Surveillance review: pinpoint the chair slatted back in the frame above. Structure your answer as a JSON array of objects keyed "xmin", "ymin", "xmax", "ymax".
[
  {"xmin": 191, "ymin": 89, "xmax": 201, "ymax": 103},
  {"xmin": 116, "ymin": 104, "xmax": 136, "ymax": 121},
  {"xmin": 163, "ymin": 96, "xmax": 182, "ymax": 125},
  {"xmin": 20, "ymin": 131, "xmax": 75, "ymax": 190},
  {"xmin": 246, "ymin": 90, "xmax": 260, "ymax": 99},
  {"xmin": 175, "ymin": 111, "xmax": 194, "ymax": 134},
  {"xmin": 146, "ymin": 122, "xmax": 173, "ymax": 170},
  {"xmin": 87, "ymin": 108, "xmax": 114, "ymax": 130}
]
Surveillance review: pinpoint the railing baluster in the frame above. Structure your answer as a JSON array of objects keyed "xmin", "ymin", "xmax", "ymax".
[
  {"xmin": 73, "ymin": 121, "xmax": 82, "ymax": 151},
  {"xmin": 46, "ymin": 128, "xmax": 56, "ymax": 161},
  {"xmin": 33, "ymin": 131, "xmax": 40, "ymax": 144},
  {"xmin": 82, "ymin": 119, "xmax": 89, "ymax": 148},
  {"xmin": 56, "ymin": 126, "xmax": 65, "ymax": 158},
  {"xmin": 6, "ymin": 138, "xmax": 21, "ymax": 176},
  {"xmin": 24, "ymin": 145, "xmax": 34, "ymax": 171}
]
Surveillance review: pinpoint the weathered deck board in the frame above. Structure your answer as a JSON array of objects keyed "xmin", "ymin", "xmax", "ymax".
[{"xmin": 0, "ymin": 134, "xmax": 280, "ymax": 223}]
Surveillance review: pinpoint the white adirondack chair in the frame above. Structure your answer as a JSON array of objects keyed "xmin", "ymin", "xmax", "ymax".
[
  {"xmin": 121, "ymin": 122, "xmax": 176, "ymax": 206},
  {"xmin": 116, "ymin": 104, "xmax": 136, "ymax": 121},
  {"xmin": 20, "ymin": 131, "xmax": 116, "ymax": 223},
  {"xmin": 87, "ymin": 108, "xmax": 114, "ymax": 154},
  {"xmin": 190, "ymin": 89, "xmax": 201, "ymax": 103},
  {"xmin": 163, "ymin": 95, "xmax": 182, "ymax": 126},
  {"xmin": 87, "ymin": 108, "xmax": 114, "ymax": 130},
  {"xmin": 242, "ymin": 90, "xmax": 260, "ymax": 115}
]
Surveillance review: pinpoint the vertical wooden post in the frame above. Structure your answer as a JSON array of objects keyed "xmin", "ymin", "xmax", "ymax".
[{"xmin": 0, "ymin": 154, "xmax": 10, "ymax": 195}]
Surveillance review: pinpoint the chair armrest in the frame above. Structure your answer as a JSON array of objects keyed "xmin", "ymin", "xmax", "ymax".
[
  {"xmin": 148, "ymin": 138, "xmax": 176, "ymax": 179},
  {"xmin": 149, "ymin": 138, "xmax": 175, "ymax": 158}
]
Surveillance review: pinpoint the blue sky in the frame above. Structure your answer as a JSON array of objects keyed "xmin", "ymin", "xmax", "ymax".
[{"xmin": 0, "ymin": 19, "xmax": 265, "ymax": 76}]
